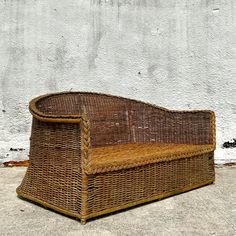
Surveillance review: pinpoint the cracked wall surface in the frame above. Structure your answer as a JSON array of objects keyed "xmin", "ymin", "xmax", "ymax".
[{"xmin": 0, "ymin": 0, "xmax": 235, "ymax": 164}]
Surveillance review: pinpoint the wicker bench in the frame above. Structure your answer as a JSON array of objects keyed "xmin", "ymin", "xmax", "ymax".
[{"xmin": 17, "ymin": 92, "xmax": 216, "ymax": 224}]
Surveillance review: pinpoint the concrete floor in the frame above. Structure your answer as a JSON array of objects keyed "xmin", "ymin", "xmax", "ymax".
[{"xmin": 0, "ymin": 167, "xmax": 236, "ymax": 236}]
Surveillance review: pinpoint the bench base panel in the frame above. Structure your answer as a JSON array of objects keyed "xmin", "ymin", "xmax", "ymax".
[{"xmin": 16, "ymin": 178, "xmax": 214, "ymax": 224}]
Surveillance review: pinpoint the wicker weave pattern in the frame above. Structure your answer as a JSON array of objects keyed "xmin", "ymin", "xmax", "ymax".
[
  {"xmin": 19, "ymin": 118, "xmax": 82, "ymax": 213},
  {"xmin": 87, "ymin": 152, "xmax": 214, "ymax": 214},
  {"xmin": 17, "ymin": 92, "xmax": 216, "ymax": 224}
]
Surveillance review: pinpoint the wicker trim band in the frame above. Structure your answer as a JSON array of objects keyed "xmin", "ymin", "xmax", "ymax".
[
  {"xmin": 210, "ymin": 111, "xmax": 216, "ymax": 149},
  {"xmin": 81, "ymin": 115, "xmax": 91, "ymax": 169}
]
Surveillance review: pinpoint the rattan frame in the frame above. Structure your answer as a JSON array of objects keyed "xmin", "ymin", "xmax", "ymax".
[{"xmin": 17, "ymin": 92, "xmax": 216, "ymax": 224}]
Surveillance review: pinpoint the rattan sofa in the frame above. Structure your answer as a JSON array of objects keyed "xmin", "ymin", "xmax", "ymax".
[{"xmin": 17, "ymin": 92, "xmax": 216, "ymax": 224}]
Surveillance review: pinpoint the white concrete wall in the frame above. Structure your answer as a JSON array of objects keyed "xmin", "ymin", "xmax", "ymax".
[{"xmin": 0, "ymin": 0, "xmax": 235, "ymax": 164}]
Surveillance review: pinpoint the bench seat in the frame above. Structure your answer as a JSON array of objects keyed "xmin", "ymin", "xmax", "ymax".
[
  {"xmin": 16, "ymin": 92, "xmax": 216, "ymax": 224},
  {"xmin": 88, "ymin": 143, "xmax": 214, "ymax": 174}
]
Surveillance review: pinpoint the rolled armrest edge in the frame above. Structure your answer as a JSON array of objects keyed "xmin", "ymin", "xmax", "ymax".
[{"xmin": 29, "ymin": 94, "xmax": 83, "ymax": 123}]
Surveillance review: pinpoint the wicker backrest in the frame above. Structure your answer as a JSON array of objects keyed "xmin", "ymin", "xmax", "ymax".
[
  {"xmin": 34, "ymin": 92, "xmax": 215, "ymax": 148},
  {"xmin": 129, "ymin": 103, "xmax": 214, "ymax": 145}
]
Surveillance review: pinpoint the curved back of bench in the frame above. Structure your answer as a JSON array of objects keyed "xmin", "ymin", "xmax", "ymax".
[{"xmin": 31, "ymin": 92, "xmax": 215, "ymax": 148}]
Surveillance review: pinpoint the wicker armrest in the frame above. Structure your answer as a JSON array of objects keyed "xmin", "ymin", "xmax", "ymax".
[
  {"xmin": 29, "ymin": 94, "xmax": 83, "ymax": 123},
  {"xmin": 28, "ymin": 94, "xmax": 91, "ymax": 170}
]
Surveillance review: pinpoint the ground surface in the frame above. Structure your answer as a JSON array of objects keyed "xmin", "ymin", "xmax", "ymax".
[{"xmin": 0, "ymin": 167, "xmax": 235, "ymax": 236}]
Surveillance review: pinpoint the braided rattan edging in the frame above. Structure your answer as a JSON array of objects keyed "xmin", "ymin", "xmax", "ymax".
[
  {"xmin": 16, "ymin": 178, "xmax": 214, "ymax": 223},
  {"xmin": 210, "ymin": 111, "xmax": 216, "ymax": 149},
  {"xmin": 29, "ymin": 91, "xmax": 214, "ymax": 115},
  {"xmin": 80, "ymin": 115, "xmax": 91, "ymax": 222},
  {"xmin": 86, "ymin": 147, "xmax": 215, "ymax": 174},
  {"xmin": 81, "ymin": 115, "xmax": 91, "ymax": 169}
]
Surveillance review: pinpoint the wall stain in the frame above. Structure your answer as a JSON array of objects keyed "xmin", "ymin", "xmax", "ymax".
[
  {"xmin": 91, "ymin": 0, "xmax": 162, "ymax": 8},
  {"xmin": 0, "ymin": 0, "xmax": 29, "ymax": 135},
  {"xmin": 222, "ymin": 162, "xmax": 236, "ymax": 166},
  {"xmin": 167, "ymin": 19, "xmax": 177, "ymax": 79},
  {"xmin": 88, "ymin": 2, "xmax": 104, "ymax": 69},
  {"xmin": 36, "ymin": 50, "xmax": 42, "ymax": 63},
  {"xmin": 55, "ymin": 38, "xmax": 67, "ymax": 71},
  {"xmin": 147, "ymin": 64, "xmax": 158, "ymax": 78},
  {"xmin": 223, "ymin": 139, "xmax": 236, "ymax": 148},
  {"xmin": 47, "ymin": 36, "xmax": 67, "ymax": 91},
  {"xmin": 231, "ymin": 104, "xmax": 236, "ymax": 115},
  {"xmin": 1, "ymin": 1, "xmax": 26, "ymax": 112},
  {"xmin": 117, "ymin": 0, "xmax": 120, "ymax": 22},
  {"xmin": 206, "ymin": 84, "xmax": 215, "ymax": 95},
  {"xmin": 9, "ymin": 148, "xmax": 25, "ymax": 151}
]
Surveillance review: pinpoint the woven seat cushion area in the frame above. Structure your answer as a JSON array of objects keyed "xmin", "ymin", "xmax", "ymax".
[{"xmin": 87, "ymin": 143, "xmax": 214, "ymax": 174}]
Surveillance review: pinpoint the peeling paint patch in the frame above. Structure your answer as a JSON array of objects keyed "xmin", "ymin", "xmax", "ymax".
[
  {"xmin": 215, "ymin": 163, "xmax": 236, "ymax": 168},
  {"xmin": 212, "ymin": 8, "xmax": 220, "ymax": 12},
  {"xmin": 9, "ymin": 148, "xmax": 25, "ymax": 152},
  {"xmin": 223, "ymin": 139, "xmax": 236, "ymax": 148},
  {"xmin": 3, "ymin": 160, "xmax": 29, "ymax": 167},
  {"xmin": 223, "ymin": 162, "xmax": 236, "ymax": 166}
]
